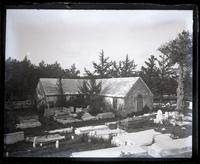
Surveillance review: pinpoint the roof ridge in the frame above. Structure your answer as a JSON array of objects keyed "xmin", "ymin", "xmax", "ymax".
[{"xmin": 40, "ymin": 77, "xmax": 140, "ymax": 80}]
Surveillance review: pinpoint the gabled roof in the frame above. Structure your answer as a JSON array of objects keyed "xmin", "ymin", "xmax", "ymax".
[
  {"xmin": 38, "ymin": 77, "xmax": 152, "ymax": 98},
  {"xmin": 98, "ymin": 77, "xmax": 139, "ymax": 97}
]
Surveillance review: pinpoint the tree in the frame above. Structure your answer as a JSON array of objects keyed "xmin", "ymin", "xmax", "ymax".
[
  {"xmin": 120, "ymin": 54, "xmax": 137, "ymax": 77},
  {"xmin": 110, "ymin": 61, "xmax": 122, "ymax": 77},
  {"xmin": 158, "ymin": 30, "xmax": 192, "ymax": 112},
  {"xmin": 92, "ymin": 49, "xmax": 112, "ymax": 78},
  {"xmin": 109, "ymin": 55, "xmax": 137, "ymax": 78},
  {"xmin": 65, "ymin": 64, "xmax": 80, "ymax": 78},
  {"xmin": 5, "ymin": 56, "xmax": 37, "ymax": 100},
  {"xmin": 84, "ymin": 68, "xmax": 95, "ymax": 78},
  {"xmin": 157, "ymin": 54, "xmax": 177, "ymax": 100},
  {"xmin": 140, "ymin": 55, "xmax": 159, "ymax": 96},
  {"xmin": 56, "ymin": 77, "xmax": 66, "ymax": 108},
  {"xmin": 79, "ymin": 78, "xmax": 104, "ymax": 115}
]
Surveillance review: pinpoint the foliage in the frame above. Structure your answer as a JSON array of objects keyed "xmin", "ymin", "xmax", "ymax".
[
  {"xmin": 140, "ymin": 55, "xmax": 160, "ymax": 95},
  {"xmin": 93, "ymin": 49, "xmax": 113, "ymax": 78},
  {"xmin": 78, "ymin": 78, "xmax": 104, "ymax": 115},
  {"xmin": 127, "ymin": 105, "xmax": 150, "ymax": 117},
  {"xmin": 158, "ymin": 30, "xmax": 192, "ymax": 111},
  {"xmin": 5, "ymin": 56, "xmax": 37, "ymax": 100},
  {"xmin": 65, "ymin": 64, "xmax": 80, "ymax": 78},
  {"xmin": 110, "ymin": 54, "xmax": 138, "ymax": 78},
  {"xmin": 55, "ymin": 77, "xmax": 66, "ymax": 107},
  {"xmin": 84, "ymin": 49, "xmax": 112, "ymax": 78},
  {"xmin": 120, "ymin": 54, "xmax": 137, "ymax": 77},
  {"xmin": 109, "ymin": 61, "xmax": 122, "ymax": 77},
  {"xmin": 157, "ymin": 54, "xmax": 177, "ymax": 98},
  {"xmin": 5, "ymin": 57, "xmax": 81, "ymax": 101}
]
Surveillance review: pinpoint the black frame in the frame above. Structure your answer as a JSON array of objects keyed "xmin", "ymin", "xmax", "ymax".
[{"xmin": 1, "ymin": 2, "xmax": 198, "ymax": 164}]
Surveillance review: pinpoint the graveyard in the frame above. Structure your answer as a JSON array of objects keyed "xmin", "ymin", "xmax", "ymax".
[
  {"xmin": 4, "ymin": 8, "xmax": 195, "ymax": 160},
  {"xmin": 4, "ymin": 101, "xmax": 192, "ymax": 158}
]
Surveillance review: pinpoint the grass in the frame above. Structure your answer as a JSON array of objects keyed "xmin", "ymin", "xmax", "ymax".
[
  {"xmin": 154, "ymin": 124, "xmax": 192, "ymax": 139},
  {"xmin": 6, "ymin": 133, "xmax": 115, "ymax": 157}
]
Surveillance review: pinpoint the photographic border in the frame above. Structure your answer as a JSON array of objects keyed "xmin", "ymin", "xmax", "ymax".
[{"xmin": 1, "ymin": 2, "xmax": 198, "ymax": 164}]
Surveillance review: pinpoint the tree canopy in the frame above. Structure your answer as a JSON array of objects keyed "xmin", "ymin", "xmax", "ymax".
[
  {"xmin": 158, "ymin": 30, "xmax": 192, "ymax": 111},
  {"xmin": 140, "ymin": 55, "xmax": 160, "ymax": 95}
]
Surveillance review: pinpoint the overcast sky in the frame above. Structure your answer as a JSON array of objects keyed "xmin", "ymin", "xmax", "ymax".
[{"xmin": 6, "ymin": 9, "xmax": 193, "ymax": 75}]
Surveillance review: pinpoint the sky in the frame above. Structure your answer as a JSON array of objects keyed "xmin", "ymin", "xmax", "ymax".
[{"xmin": 6, "ymin": 9, "xmax": 193, "ymax": 75}]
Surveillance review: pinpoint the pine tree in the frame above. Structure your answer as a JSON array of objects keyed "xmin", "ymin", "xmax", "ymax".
[
  {"xmin": 157, "ymin": 54, "xmax": 177, "ymax": 100},
  {"xmin": 84, "ymin": 68, "xmax": 95, "ymax": 78},
  {"xmin": 56, "ymin": 77, "xmax": 65, "ymax": 108},
  {"xmin": 110, "ymin": 61, "xmax": 122, "ymax": 77},
  {"xmin": 140, "ymin": 55, "xmax": 159, "ymax": 96},
  {"xmin": 65, "ymin": 64, "xmax": 80, "ymax": 78},
  {"xmin": 78, "ymin": 78, "xmax": 103, "ymax": 115},
  {"xmin": 92, "ymin": 49, "xmax": 112, "ymax": 78},
  {"xmin": 120, "ymin": 54, "xmax": 137, "ymax": 77}
]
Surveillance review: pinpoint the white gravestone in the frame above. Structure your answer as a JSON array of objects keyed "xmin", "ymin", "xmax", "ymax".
[
  {"xmin": 164, "ymin": 112, "xmax": 169, "ymax": 120},
  {"xmin": 55, "ymin": 140, "xmax": 59, "ymax": 149},
  {"xmin": 154, "ymin": 110, "xmax": 163, "ymax": 124},
  {"xmin": 33, "ymin": 137, "xmax": 37, "ymax": 148}
]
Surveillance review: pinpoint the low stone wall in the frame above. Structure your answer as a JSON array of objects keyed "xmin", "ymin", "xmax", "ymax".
[{"xmin": 4, "ymin": 131, "xmax": 24, "ymax": 144}]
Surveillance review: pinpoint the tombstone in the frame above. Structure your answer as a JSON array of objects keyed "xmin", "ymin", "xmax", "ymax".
[
  {"xmin": 6, "ymin": 152, "xmax": 9, "ymax": 157},
  {"xmin": 71, "ymin": 135, "xmax": 74, "ymax": 140},
  {"xmin": 33, "ymin": 137, "xmax": 37, "ymax": 148},
  {"xmin": 161, "ymin": 128, "xmax": 166, "ymax": 131},
  {"xmin": 55, "ymin": 140, "xmax": 59, "ymax": 149},
  {"xmin": 157, "ymin": 110, "xmax": 163, "ymax": 116},
  {"xmin": 171, "ymin": 112, "xmax": 176, "ymax": 119},
  {"xmin": 155, "ymin": 110, "xmax": 163, "ymax": 124},
  {"xmin": 40, "ymin": 143, "xmax": 43, "ymax": 147},
  {"xmin": 164, "ymin": 112, "xmax": 169, "ymax": 120}
]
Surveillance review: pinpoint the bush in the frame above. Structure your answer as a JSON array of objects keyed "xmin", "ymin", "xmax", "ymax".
[
  {"xmin": 142, "ymin": 105, "xmax": 150, "ymax": 114},
  {"xmin": 76, "ymin": 111, "xmax": 85, "ymax": 119},
  {"xmin": 81, "ymin": 134, "xmax": 89, "ymax": 143},
  {"xmin": 89, "ymin": 95, "xmax": 104, "ymax": 115}
]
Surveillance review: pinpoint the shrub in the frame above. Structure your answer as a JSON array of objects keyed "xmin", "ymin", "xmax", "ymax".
[
  {"xmin": 81, "ymin": 133, "xmax": 89, "ymax": 143},
  {"xmin": 89, "ymin": 95, "xmax": 104, "ymax": 115},
  {"xmin": 76, "ymin": 111, "xmax": 85, "ymax": 119},
  {"xmin": 142, "ymin": 105, "xmax": 150, "ymax": 114}
]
